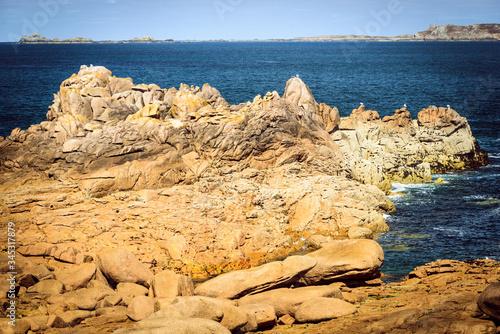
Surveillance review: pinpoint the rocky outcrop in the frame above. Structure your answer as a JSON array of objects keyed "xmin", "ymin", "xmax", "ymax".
[
  {"xmin": 295, "ymin": 24, "xmax": 500, "ymax": 42},
  {"xmin": 0, "ymin": 65, "xmax": 493, "ymax": 334},
  {"xmin": 415, "ymin": 23, "xmax": 500, "ymax": 41},
  {"xmin": 18, "ymin": 33, "xmax": 52, "ymax": 43},
  {"xmin": 0, "ymin": 65, "xmax": 488, "ymax": 279},
  {"xmin": 335, "ymin": 105, "xmax": 488, "ymax": 190},
  {"xmin": 18, "ymin": 34, "xmax": 175, "ymax": 44},
  {"xmin": 19, "ymin": 33, "xmax": 94, "ymax": 44}
]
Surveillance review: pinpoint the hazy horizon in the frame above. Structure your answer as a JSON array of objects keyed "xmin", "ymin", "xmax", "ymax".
[{"xmin": 1, "ymin": 0, "xmax": 499, "ymax": 42}]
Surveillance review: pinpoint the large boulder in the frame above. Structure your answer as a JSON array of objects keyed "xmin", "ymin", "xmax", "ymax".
[
  {"xmin": 27, "ymin": 279, "xmax": 64, "ymax": 295},
  {"xmin": 194, "ymin": 256, "xmax": 317, "ymax": 299},
  {"xmin": 47, "ymin": 288, "xmax": 99, "ymax": 311},
  {"xmin": 151, "ymin": 270, "xmax": 194, "ymax": 298},
  {"xmin": 478, "ymin": 282, "xmax": 500, "ymax": 321},
  {"xmin": 238, "ymin": 284, "xmax": 343, "ymax": 317},
  {"xmin": 96, "ymin": 248, "xmax": 153, "ymax": 288},
  {"xmin": 54, "ymin": 263, "xmax": 96, "ymax": 291},
  {"xmin": 127, "ymin": 296, "xmax": 155, "ymax": 321},
  {"xmin": 294, "ymin": 297, "xmax": 357, "ymax": 323},
  {"xmin": 153, "ymin": 296, "xmax": 223, "ymax": 322},
  {"xmin": 238, "ymin": 304, "xmax": 276, "ymax": 332},
  {"xmin": 299, "ymin": 240, "xmax": 384, "ymax": 285},
  {"xmin": 114, "ymin": 317, "xmax": 231, "ymax": 334}
]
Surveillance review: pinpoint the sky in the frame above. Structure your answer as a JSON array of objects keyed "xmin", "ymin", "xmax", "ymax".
[{"xmin": 0, "ymin": 0, "xmax": 499, "ymax": 42}]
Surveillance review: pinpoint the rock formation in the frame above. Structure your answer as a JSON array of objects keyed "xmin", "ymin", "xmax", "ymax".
[
  {"xmin": 0, "ymin": 65, "xmax": 493, "ymax": 333},
  {"xmin": 0, "ymin": 65, "xmax": 487, "ymax": 277},
  {"xmin": 336, "ymin": 105, "xmax": 488, "ymax": 191},
  {"xmin": 19, "ymin": 33, "xmax": 94, "ymax": 44},
  {"xmin": 295, "ymin": 24, "xmax": 500, "ymax": 42},
  {"xmin": 18, "ymin": 34, "xmax": 174, "ymax": 44},
  {"xmin": 415, "ymin": 23, "xmax": 500, "ymax": 41},
  {"xmin": 1, "ymin": 249, "xmax": 499, "ymax": 333}
]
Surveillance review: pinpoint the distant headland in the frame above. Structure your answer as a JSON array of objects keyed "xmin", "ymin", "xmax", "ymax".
[
  {"xmin": 295, "ymin": 23, "xmax": 500, "ymax": 42},
  {"xmin": 18, "ymin": 34, "xmax": 174, "ymax": 44},
  {"xmin": 18, "ymin": 24, "xmax": 500, "ymax": 44}
]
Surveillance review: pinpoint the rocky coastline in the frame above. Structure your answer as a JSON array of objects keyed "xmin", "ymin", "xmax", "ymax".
[
  {"xmin": 18, "ymin": 34, "xmax": 174, "ymax": 44},
  {"xmin": 17, "ymin": 24, "xmax": 500, "ymax": 44},
  {"xmin": 0, "ymin": 65, "xmax": 496, "ymax": 333}
]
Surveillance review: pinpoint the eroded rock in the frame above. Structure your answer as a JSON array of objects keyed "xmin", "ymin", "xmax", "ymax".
[{"xmin": 194, "ymin": 256, "xmax": 317, "ymax": 299}]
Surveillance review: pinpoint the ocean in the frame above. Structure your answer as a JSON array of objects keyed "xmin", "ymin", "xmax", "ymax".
[{"xmin": 0, "ymin": 42, "xmax": 499, "ymax": 279}]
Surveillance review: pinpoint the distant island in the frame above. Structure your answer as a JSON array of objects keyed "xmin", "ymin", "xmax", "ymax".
[
  {"xmin": 18, "ymin": 33, "xmax": 174, "ymax": 44},
  {"xmin": 18, "ymin": 24, "xmax": 500, "ymax": 44}
]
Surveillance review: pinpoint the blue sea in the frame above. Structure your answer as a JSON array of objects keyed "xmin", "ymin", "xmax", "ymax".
[{"xmin": 1, "ymin": 42, "xmax": 499, "ymax": 279}]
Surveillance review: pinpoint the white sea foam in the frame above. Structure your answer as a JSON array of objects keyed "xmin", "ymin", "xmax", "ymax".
[
  {"xmin": 464, "ymin": 194, "xmax": 491, "ymax": 201},
  {"xmin": 481, "ymin": 164, "xmax": 500, "ymax": 169},
  {"xmin": 488, "ymin": 153, "xmax": 500, "ymax": 159},
  {"xmin": 433, "ymin": 227, "xmax": 466, "ymax": 237},
  {"xmin": 390, "ymin": 182, "xmax": 434, "ymax": 194}
]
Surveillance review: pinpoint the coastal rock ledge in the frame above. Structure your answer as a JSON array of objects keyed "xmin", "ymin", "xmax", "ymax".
[{"xmin": 0, "ymin": 65, "xmax": 487, "ymax": 277}]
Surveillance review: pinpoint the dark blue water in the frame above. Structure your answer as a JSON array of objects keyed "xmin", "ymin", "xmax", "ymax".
[{"xmin": 1, "ymin": 42, "xmax": 499, "ymax": 278}]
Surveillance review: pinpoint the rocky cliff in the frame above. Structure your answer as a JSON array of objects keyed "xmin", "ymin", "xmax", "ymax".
[
  {"xmin": 415, "ymin": 23, "xmax": 500, "ymax": 41},
  {"xmin": 295, "ymin": 24, "xmax": 500, "ymax": 42}
]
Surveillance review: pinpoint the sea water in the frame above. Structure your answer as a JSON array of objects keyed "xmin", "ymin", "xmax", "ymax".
[{"xmin": 1, "ymin": 42, "xmax": 499, "ymax": 279}]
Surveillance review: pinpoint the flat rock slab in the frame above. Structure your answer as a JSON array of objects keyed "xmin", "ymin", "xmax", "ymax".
[
  {"xmin": 299, "ymin": 240, "xmax": 384, "ymax": 285},
  {"xmin": 194, "ymin": 255, "xmax": 317, "ymax": 299}
]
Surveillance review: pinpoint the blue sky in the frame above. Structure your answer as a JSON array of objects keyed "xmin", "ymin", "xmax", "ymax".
[{"xmin": 1, "ymin": 0, "xmax": 499, "ymax": 42}]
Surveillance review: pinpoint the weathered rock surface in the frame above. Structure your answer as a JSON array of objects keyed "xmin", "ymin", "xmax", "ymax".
[
  {"xmin": 97, "ymin": 248, "xmax": 154, "ymax": 288},
  {"xmin": 151, "ymin": 270, "xmax": 194, "ymax": 298},
  {"xmin": 239, "ymin": 303, "xmax": 277, "ymax": 332},
  {"xmin": 415, "ymin": 23, "xmax": 500, "ymax": 41},
  {"xmin": 254, "ymin": 259, "xmax": 500, "ymax": 334},
  {"xmin": 114, "ymin": 317, "xmax": 231, "ymax": 334},
  {"xmin": 336, "ymin": 105, "xmax": 488, "ymax": 191},
  {"xmin": 153, "ymin": 296, "xmax": 224, "ymax": 322},
  {"xmin": 127, "ymin": 296, "xmax": 155, "ymax": 321},
  {"xmin": 299, "ymin": 239, "xmax": 384, "ymax": 285},
  {"xmin": 0, "ymin": 66, "xmax": 487, "ymax": 280},
  {"xmin": 0, "ymin": 66, "xmax": 491, "ymax": 334},
  {"xmin": 477, "ymin": 282, "xmax": 500, "ymax": 321},
  {"xmin": 54, "ymin": 263, "xmax": 96, "ymax": 291},
  {"xmin": 294, "ymin": 297, "xmax": 357, "ymax": 323},
  {"xmin": 194, "ymin": 256, "xmax": 317, "ymax": 299},
  {"xmin": 27, "ymin": 279, "xmax": 64, "ymax": 295},
  {"xmin": 238, "ymin": 284, "xmax": 343, "ymax": 317}
]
